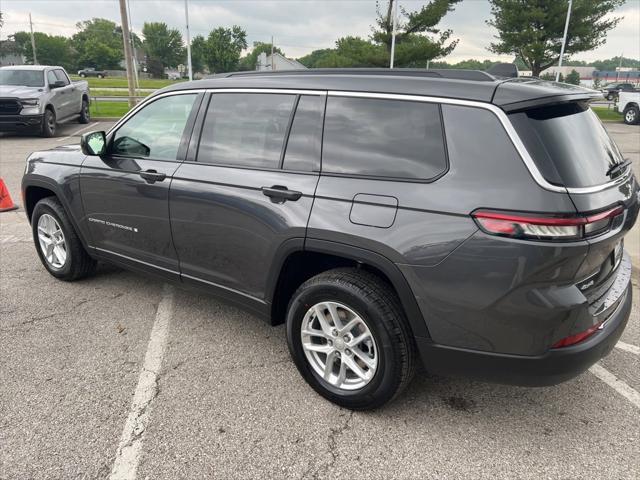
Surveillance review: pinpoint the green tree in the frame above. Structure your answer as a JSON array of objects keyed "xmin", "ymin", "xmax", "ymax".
[
  {"xmin": 11, "ymin": 32, "xmax": 73, "ymax": 68},
  {"xmin": 487, "ymin": 0, "xmax": 625, "ymax": 77},
  {"xmin": 238, "ymin": 42, "xmax": 283, "ymax": 71},
  {"xmin": 72, "ymin": 18, "xmax": 124, "ymax": 70},
  {"xmin": 592, "ymin": 56, "xmax": 640, "ymax": 71},
  {"xmin": 204, "ymin": 26, "xmax": 247, "ymax": 74},
  {"xmin": 142, "ymin": 22, "xmax": 184, "ymax": 77},
  {"xmin": 372, "ymin": 0, "xmax": 462, "ymax": 66},
  {"xmin": 189, "ymin": 35, "xmax": 208, "ymax": 73},
  {"xmin": 565, "ymin": 69, "xmax": 581, "ymax": 85}
]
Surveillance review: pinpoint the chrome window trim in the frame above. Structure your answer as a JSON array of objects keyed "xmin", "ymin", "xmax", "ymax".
[{"xmin": 108, "ymin": 87, "xmax": 632, "ymax": 195}]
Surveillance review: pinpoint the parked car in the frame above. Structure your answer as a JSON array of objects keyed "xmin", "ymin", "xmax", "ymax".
[
  {"xmin": 0, "ymin": 65, "xmax": 90, "ymax": 137},
  {"xmin": 21, "ymin": 68, "xmax": 639, "ymax": 409},
  {"xmin": 602, "ymin": 82, "xmax": 637, "ymax": 101},
  {"xmin": 617, "ymin": 91, "xmax": 640, "ymax": 125},
  {"xmin": 77, "ymin": 68, "xmax": 107, "ymax": 78}
]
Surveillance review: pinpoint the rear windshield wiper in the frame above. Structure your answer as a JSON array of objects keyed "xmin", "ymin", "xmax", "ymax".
[{"xmin": 606, "ymin": 158, "xmax": 632, "ymax": 177}]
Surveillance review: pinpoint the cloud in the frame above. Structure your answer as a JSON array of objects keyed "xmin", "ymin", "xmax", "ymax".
[{"xmin": 0, "ymin": 0, "xmax": 637, "ymax": 62}]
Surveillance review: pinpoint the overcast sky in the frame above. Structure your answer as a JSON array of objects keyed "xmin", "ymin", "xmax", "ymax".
[{"xmin": 1, "ymin": 0, "xmax": 638, "ymax": 63}]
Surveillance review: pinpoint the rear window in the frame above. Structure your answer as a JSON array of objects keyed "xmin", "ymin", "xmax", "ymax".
[
  {"xmin": 509, "ymin": 102, "xmax": 625, "ymax": 188},
  {"xmin": 322, "ymin": 97, "xmax": 447, "ymax": 180}
]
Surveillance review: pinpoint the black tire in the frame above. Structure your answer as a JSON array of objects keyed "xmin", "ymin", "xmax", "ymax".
[
  {"xmin": 41, "ymin": 108, "xmax": 56, "ymax": 137},
  {"xmin": 97, "ymin": 74, "xmax": 104, "ymax": 79},
  {"xmin": 286, "ymin": 268, "xmax": 416, "ymax": 410},
  {"xmin": 623, "ymin": 105, "xmax": 639, "ymax": 125},
  {"xmin": 31, "ymin": 197, "xmax": 96, "ymax": 281},
  {"xmin": 79, "ymin": 73, "xmax": 86, "ymax": 78},
  {"xmin": 79, "ymin": 98, "xmax": 90, "ymax": 124},
  {"xmin": 607, "ymin": 93, "xmax": 615, "ymax": 101}
]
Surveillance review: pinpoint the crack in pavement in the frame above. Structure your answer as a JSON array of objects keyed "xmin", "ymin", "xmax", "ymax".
[{"xmin": 303, "ymin": 410, "xmax": 355, "ymax": 480}]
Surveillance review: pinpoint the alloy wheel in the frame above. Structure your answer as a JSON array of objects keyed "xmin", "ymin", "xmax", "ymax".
[
  {"xmin": 37, "ymin": 214, "xmax": 67, "ymax": 269},
  {"xmin": 300, "ymin": 301, "xmax": 378, "ymax": 391}
]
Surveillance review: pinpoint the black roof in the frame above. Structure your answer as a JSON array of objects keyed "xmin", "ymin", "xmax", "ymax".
[{"xmin": 160, "ymin": 68, "xmax": 601, "ymax": 111}]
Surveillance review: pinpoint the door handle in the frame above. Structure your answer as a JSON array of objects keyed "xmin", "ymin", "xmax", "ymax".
[
  {"xmin": 139, "ymin": 169, "xmax": 166, "ymax": 183},
  {"xmin": 261, "ymin": 185, "xmax": 302, "ymax": 203}
]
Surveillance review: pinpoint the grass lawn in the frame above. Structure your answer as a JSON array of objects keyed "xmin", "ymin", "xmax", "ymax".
[
  {"xmin": 71, "ymin": 76, "xmax": 185, "ymax": 89},
  {"xmin": 592, "ymin": 106, "xmax": 623, "ymax": 122},
  {"xmin": 90, "ymin": 101, "xmax": 131, "ymax": 118}
]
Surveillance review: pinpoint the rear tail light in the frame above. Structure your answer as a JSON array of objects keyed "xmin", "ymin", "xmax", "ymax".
[
  {"xmin": 552, "ymin": 321, "xmax": 603, "ymax": 348},
  {"xmin": 472, "ymin": 206, "xmax": 624, "ymax": 241}
]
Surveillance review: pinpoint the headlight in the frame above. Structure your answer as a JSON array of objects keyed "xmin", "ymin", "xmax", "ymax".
[{"xmin": 20, "ymin": 98, "xmax": 40, "ymax": 107}]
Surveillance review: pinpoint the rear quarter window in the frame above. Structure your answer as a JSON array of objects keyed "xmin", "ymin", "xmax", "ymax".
[
  {"xmin": 322, "ymin": 96, "xmax": 448, "ymax": 180},
  {"xmin": 509, "ymin": 102, "xmax": 625, "ymax": 188}
]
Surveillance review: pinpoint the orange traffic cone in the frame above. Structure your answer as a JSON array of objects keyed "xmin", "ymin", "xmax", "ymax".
[{"xmin": 0, "ymin": 178, "xmax": 18, "ymax": 212}]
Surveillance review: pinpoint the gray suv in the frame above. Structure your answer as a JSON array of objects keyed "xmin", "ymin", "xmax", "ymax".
[{"xmin": 21, "ymin": 69, "xmax": 639, "ymax": 409}]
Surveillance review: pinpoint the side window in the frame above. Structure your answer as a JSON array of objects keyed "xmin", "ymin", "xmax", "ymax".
[
  {"xmin": 322, "ymin": 97, "xmax": 447, "ymax": 180},
  {"xmin": 198, "ymin": 93, "xmax": 296, "ymax": 169},
  {"xmin": 46, "ymin": 71, "xmax": 57, "ymax": 86},
  {"xmin": 112, "ymin": 94, "xmax": 197, "ymax": 160},
  {"xmin": 54, "ymin": 70, "xmax": 70, "ymax": 86},
  {"xmin": 282, "ymin": 95, "xmax": 324, "ymax": 172}
]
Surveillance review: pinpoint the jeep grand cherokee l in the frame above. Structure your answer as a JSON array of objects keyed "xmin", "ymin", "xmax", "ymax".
[{"xmin": 21, "ymin": 68, "xmax": 639, "ymax": 410}]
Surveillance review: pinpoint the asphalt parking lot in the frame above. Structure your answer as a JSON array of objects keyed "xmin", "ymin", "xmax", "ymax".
[{"xmin": 1, "ymin": 121, "xmax": 639, "ymax": 479}]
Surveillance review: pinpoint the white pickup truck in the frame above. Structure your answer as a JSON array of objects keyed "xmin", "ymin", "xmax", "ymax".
[
  {"xmin": 0, "ymin": 65, "xmax": 90, "ymax": 137},
  {"xmin": 617, "ymin": 91, "xmax": 640, "ymax": 125}
]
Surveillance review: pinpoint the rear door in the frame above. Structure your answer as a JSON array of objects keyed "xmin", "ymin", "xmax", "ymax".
[
  {"xmin": 80, "ymin": 92, "xmax": 201, "ymax": 278},
  {"xmin": 169, "ymin": 90, "xmax": 325, "ymax": 306}
]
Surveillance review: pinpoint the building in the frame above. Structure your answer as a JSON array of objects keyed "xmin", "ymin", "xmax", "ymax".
[
  {"xmin": 256, "ymin": 52, "xmax": 306, "ymax": 71},
  {"xmin": 592, "ymin": 70, "xmax": 640, "ymax": 86},
  {"xmin": 0, "ymin": 41, "xmax": 26, "ymax": 66}
]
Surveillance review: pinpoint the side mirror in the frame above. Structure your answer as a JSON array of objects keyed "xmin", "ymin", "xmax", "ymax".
[
  {"xmin": 49, "ymin": 80, "xmax": 66, "ymax": 89},
  {"xmin": 81, "ymin": 131, "xmax": 107, "ymax": 156}
]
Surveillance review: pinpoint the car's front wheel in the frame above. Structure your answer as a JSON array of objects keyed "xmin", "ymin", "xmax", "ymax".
[
  {"xmin": 41, "ymin": 109, "xmax": 56, "ymax": 137},
  {"xmin": 623, "ymin": 105, "xmax": 639, "ymax": 125},
  {"xmin": 32, "ymin": 197, "xmax": 96, "ymax": 281},
  {"xmin": 286, "ymin": 268, "xmax": 416, "ymax": 410},
  {"xmin": 79, "ymin": 98, "xmax": 90, "ymax": 124},
  {"xmin": 607, "ymin": 93, "xmax": 615, "ymax": 101}
]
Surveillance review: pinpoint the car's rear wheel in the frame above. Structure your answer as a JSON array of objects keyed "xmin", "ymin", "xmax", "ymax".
[
  {"xmin": 79, "ymin": 98, "xmax": 90, "ymax": 124},
  {"xmin": 41, "ymin": 109, "xmax": 56, "ymax": 137},
  {"xmin": 623, "ymin": 105, "xmax": 639, "ymax": 125},
  {"xmin": 607, "ymin": 93, "xmax": 615, "ymax": 101},
  {"xmin": 97, "ymin": 74, "xmax": 104, "ymax": 79},
  {"xmin": 32, "ymin": 197, "xmax": 96, "ymax": 281},
  {"xmin": 286, "ymin": 268, "xmax": 416, "ymax": 410}
]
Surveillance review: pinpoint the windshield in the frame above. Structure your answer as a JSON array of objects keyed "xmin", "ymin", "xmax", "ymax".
[
  {"xmin": 0, "ymin": 69, "xmax": 45, "ymax": 88},
  {"xmin": 509, "ymin": 102, "xmax": 625, "ymax": 188}
]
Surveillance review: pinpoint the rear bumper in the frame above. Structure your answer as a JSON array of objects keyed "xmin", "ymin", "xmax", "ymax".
[
  {"xmin": 0, "ymin": 115, "xmax": 43, "ymax": 132},
  {"xmin": 416, "ymin": 281, "xmax": 632, "ymax": 386}
]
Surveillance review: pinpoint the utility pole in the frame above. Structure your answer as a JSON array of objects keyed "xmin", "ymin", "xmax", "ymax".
[
  {"xmin": 184, "ymin": 0, "xmax": 193, "ymax": 81},
  {"xmin": 126, "ymin": 0, "xmax": 140, "ymax": 93},
  {"xmin": 389, "ymin": 0, "xmax": 398, "ymax": 69},
  {"xmin": 271, "ymin": 36, "xmax": 275, "ymax": 71},
  {"xmin": 118, "ymin": 0, "xmax": 136, "ymax": 108},
  {"xmin": 28, "ymin": 13, "xmax": 38, "ymax": 65},
  {"xmin": 556, "ymin": 0, "xmax": 572, "ymax": 82}
]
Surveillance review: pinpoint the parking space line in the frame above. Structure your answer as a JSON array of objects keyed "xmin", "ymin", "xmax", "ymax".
[
  {"xmin": 589, "ymin": 363, "xmax": 640, "ymax": 410},
  {"xmin": 615, "ymin": 341, "xmax": 640, "ymax": 355},
  {"xmin": 55, "ymin": 122, "xmax": 100, "ymax": 142},
  {"xmin": 109, "ymin": 284, "xmax": 174, "ymax": 480}
]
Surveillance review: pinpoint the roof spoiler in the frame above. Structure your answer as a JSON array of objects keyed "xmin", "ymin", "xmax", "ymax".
[{"xmin": 487, "ymin": 63, "xmax": 519, "ymax": 78}]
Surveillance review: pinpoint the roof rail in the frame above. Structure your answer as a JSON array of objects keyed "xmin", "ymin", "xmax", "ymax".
[{"xmin": 220, "ymin": 68, "xmax": 497, "ymax": 82}]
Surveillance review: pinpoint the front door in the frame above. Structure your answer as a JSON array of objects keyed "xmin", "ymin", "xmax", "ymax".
[
  {"xmin": 80, "ymin": 92, "xmax": 201, "ymax": 278},
  {"xmin": 170, "ymin": 91, "xmax": 325, "ymax": 305}
]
